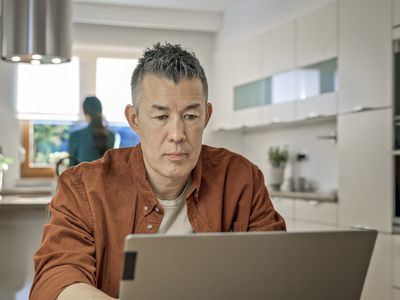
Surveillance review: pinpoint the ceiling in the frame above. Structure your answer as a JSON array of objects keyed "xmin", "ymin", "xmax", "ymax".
[{"xmin": 74, "ymin": 0, "xmax": 241, "ymax": 13}]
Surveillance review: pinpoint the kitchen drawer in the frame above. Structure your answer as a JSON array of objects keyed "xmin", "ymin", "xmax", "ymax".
[
  {"xmin": 394, "ymin": 235, "xmax": 400, "ymax": 289},
  {"xmin": 294, "ymin": 200, "xmax": 338, "ymax": 224},
  {"xmin": 271, "ymin": 197, "xmax": 295, "ymax": 221}
]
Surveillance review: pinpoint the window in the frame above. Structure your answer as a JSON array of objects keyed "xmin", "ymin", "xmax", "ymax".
[
  {"xmin": 18, "ymin": 58, "xmax": 80, "ymax": 177},
  {"xmin": 96, "ymin": 57, "xmax": 138, "ymax": 123},
  {"xmin": 19, "ymin": 57, "xmax": 141, "ymax": 177},
  {"xmin": 17, "ymin": 58, "xmax": 80, "ymax": 120}
]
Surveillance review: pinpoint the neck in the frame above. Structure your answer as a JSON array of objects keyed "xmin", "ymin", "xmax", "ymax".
[{"xmin": 147, "ymin": 173, "xmax": 190, "ymax": 200}]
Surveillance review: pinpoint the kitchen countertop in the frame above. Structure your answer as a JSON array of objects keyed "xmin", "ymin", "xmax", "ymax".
[
  {"xmin": 269, "ymin": 190, "xmax": 338, "ymax": 203},
  {"xmin": 0, "ymin": 195, "xmax": 52, "ymax": 210}
]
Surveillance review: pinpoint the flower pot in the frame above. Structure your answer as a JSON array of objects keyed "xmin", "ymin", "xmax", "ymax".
[{"xmin": 268, "ymin": 166, "xmax": 285, "ymax": 191}]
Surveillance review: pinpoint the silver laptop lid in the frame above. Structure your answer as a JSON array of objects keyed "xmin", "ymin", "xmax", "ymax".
[{"xmin": 119, "ymin": 230, "xmax": 377, "ymax": 300}]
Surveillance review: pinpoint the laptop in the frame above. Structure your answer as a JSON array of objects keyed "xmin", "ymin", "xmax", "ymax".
[{"xmin": 119, "ymin": 230, "xmax": 377, "ymax": 300}]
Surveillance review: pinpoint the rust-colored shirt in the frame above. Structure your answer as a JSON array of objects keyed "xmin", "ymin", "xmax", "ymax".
[{"xmin": 30, "ymin": 144, "xmax": 286, "ymax": 300}]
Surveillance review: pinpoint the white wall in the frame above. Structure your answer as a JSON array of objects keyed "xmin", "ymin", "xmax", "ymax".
[
  {"xmin": 0, "ymin": 60, "xmax": 20, "ymax": 188},
  {"xmin": 243, "ymin": 121, "xmax": 338, "ymax": 193}
]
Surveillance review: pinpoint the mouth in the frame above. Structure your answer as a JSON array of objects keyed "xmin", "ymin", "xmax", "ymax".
[{"xmin": 165, "ymin": 152, "xmax": 188, "ymax": 162}]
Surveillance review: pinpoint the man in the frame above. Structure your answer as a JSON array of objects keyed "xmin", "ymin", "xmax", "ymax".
[{"xmin": 30, "ymin": 42, "xmax": 286, "ymax": 300}]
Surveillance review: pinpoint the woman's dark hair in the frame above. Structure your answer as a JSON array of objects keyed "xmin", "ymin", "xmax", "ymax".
[{"xmin": 83, "ymin": 96, "xmax": 110, "ymax": 155}]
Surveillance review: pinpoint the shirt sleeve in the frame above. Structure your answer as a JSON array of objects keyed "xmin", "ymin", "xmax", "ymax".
[
  {"xmin": 248, "ymin": 165, "xmax": 286, "ymax": 231},
  {"xmin": 29, "ymin": 172, "xmax": 97, "ymax": 300}
]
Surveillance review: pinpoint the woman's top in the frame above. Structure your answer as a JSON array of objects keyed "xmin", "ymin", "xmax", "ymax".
[{"xmin": 68, "ymin": 126, "xmax": 115, "ymax": 166}]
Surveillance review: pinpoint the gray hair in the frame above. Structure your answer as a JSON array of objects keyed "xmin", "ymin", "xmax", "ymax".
[{"xmin": 130, "ymin": 42, "xmax": 208, "ymax": 109}]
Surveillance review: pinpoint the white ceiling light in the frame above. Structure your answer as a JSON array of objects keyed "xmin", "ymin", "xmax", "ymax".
[{"xmin": 1, "ymin": 0, "xmax": 73, "ymax": 64}]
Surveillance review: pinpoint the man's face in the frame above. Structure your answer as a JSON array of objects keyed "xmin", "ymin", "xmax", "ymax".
[{"xmin": 125, "ymin": 74, "xmax": 212, "ymax": 182}]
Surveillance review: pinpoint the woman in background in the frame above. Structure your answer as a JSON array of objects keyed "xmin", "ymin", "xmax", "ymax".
[{"xmin": 68, "ymin": 96, "xmax": 115, "ymax": 166}]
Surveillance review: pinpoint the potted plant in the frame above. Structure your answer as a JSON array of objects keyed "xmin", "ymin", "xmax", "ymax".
[{"xmin": 267, "ymin": 146, "xmax": 288, "ymax": 191}]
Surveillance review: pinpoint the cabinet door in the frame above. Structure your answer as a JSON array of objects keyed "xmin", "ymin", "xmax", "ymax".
[
  {"xmin": 337, "ymin": 109, "xmax": 393, "ymax": 232},
  {"xmin": 296, "ymin": 2, "xmax": 338, "ymax": 67},
  {"xmin": 233, "ymin": 35, "xmax": 262, "ymax": 85},
  {"xmin": 296, "ymin": 92, "xmax": 337, "ymax": 119},
  {"xmin": 360, "ymin": 233, "xmax": 392, "ymax": 300},
  {"xmin": 261, "ymin": 102, "xmax": 296, "ymax": 124},
  {"xmin": 261, "ymin": 21, "xmax": 295, "ymax": 77},
  {"xmin": 338, "ymin": 0, "xmax": 391, "ymax": 112},
  {"xmin": 212, "ymin": 49, "xmax": 234, "ymax": 130},
  {"xmin": 271, "ymin": 197, "xmax": 295, "ymax": 221},
  {"xmin": 394, "ymin": 0, "xmax": 400, "ymax": 27}
]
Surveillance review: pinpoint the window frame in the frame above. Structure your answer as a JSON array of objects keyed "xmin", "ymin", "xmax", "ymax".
[{"xmin": 21, "ymin": 120, "xmax": 55, "ymax": 177}]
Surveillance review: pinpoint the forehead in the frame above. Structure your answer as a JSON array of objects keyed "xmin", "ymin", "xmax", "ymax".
[{"xmin": 140, "ymin": 74, "xmax": 205, "ymax": 105}]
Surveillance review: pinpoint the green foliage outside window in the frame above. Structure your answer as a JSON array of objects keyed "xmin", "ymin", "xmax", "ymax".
[{"xmin": 33, "ymin": 123, "xmax": 70, "ymax": 166}]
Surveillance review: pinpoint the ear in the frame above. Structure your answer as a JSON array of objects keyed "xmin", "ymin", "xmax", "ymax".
[
  {"xmin": 125, "ymin": 104, "xmax": 140, "ymax": 135},
  {"xmin": 204, "ymin": 102, "xmax": 213, "ymax": 128}
]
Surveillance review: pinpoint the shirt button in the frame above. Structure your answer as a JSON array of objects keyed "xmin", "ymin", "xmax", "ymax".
[
  {"xmin": 155, "ymin": 207, "xmax": 160, "ymax": 213},
  {"xmin": 146, "ymin": 224, "xmax": 153, "ymax": 230},
  {"xmin": 144, "ymin": 206, "xmax": 149, "ymax": 212}
]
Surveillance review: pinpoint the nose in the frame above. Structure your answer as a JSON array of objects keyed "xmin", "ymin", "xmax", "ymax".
[{"xmin": 168, "ymin": 116, "xmax": 186, "ymax": 143}]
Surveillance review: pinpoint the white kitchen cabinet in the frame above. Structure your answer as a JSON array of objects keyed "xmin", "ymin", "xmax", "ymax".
[
  {"xmin": 271, "ymin": 197, "xmax": 295, "ymax": 221},
  {"xmin": 231, "ymin": 36, "xmax": 263, "ymax": 128},
  {"xmin": 394, "ymin": 235, "xmax": 400, "ymax": 289},
  {"xmin": 294, "ymin": 200, "xmax": 338, "ymax": 225},
  {"xmin": 337, "ymin": 108, "xmax": 393, "ymax": 232},
  {"xmin": 231, "ymin": 107, "xmax": 262, "ymax": 128},
  {"xmin": 360, "ymin": 233, "xmax": 392, "ymax": 300},
  {"xmin": 261, "ymin": 22, "xmax": 295, "ymax": 77},
  {"xmin": 296, "ymin": 2, "xmax": 337, "ymax": 67},
  {"xmin": 394, "ymin": 0, "xmax": 400, "ymax": 27},
  {"xmin": 261, "ymin": 102, "xmax": 296, "ymax": 124},
  {"xmin": 338, "ymin": 0, "xmax": 392, "ymax": 112},
  {"xmin": 232, "ymin": 35, "xmax": 262, "ymax": 85},
  {"xmin": 212, "ymin": 49, "xmax": 234, "ymax": 130},
  {"xmin": 296, "ymin": 92, "xmax": 337, "ymax": 120}
]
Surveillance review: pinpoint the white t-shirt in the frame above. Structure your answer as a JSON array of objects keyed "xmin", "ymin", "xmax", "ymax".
[{"xmin": 156, "ymin": 180, "xmax": 193, "ymax": 234}]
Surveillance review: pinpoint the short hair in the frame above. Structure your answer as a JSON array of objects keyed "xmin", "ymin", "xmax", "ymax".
[{"xmin": 130, "ymin": 42, "xmax": 208, "ymax": 109}]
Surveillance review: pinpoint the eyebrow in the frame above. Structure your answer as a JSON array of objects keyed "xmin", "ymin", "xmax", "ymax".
[{"xmin": 151, "ymin": 103, "xmax": 201, "ymax": 111}]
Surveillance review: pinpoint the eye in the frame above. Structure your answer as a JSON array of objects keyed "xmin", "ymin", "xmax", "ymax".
[
  {"xmin": 154, "ymin": 115, "xmax": 168, "ymax": 120},
  {"xmin": 183, "ymin": 114, "xmax": 198, "ymax": 120}
]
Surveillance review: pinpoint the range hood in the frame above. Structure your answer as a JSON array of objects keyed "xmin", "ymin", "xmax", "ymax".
[{"xmin": 1, "ymin": 0, "xmax": 72, "ymax": 64}]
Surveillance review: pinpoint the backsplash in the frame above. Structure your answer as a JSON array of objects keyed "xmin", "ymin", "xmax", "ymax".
[{"xmin": 241, "ymin": 119, "xmax": 337, "ymax": 194}]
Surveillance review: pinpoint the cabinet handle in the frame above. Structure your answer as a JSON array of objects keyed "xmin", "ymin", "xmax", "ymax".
[
  {"xmin": 307, "ymin": 112, "xmax": 320, "ymax": 119},
  {"xmin": 352, "ymin": 106, "xmax": 364, "ymax": 112},
  {"xmin": 307, "ymin": 200, "xmax": 320, "ymax": 206}
]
